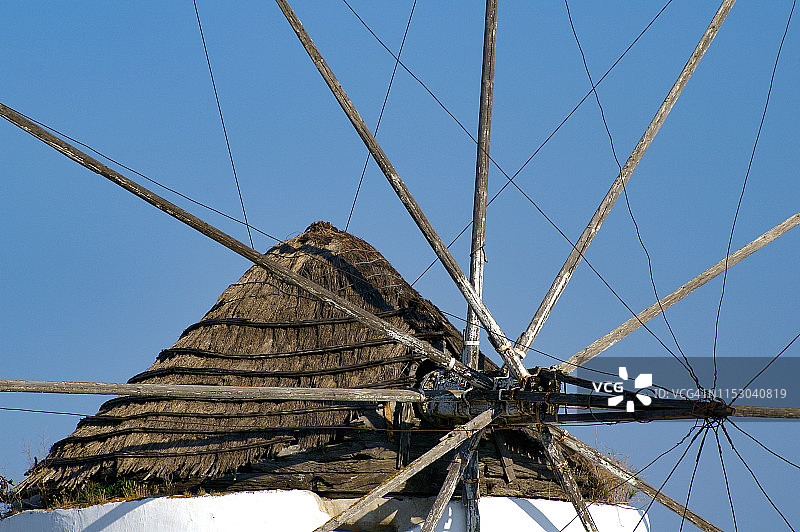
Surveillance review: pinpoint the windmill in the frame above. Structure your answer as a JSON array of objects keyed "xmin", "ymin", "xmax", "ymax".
[{"xmin": 1, "ymin": 1, "xmax": 799, "ymax": 531}]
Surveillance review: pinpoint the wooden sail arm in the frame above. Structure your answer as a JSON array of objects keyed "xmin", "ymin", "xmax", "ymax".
[
  {"xmin": 0, "ymin": 102, "xmax": 492, "ymax": 391},
  {"xmin": 463, "ymin": 0, "xmax": 499, "ymax": 371},
  {"xmin": 514, "ymin": 0, "xmax": 736, "ymax": 357},
  {"xmin": 273, "ymin": 0, "xmax": 529, "ymax": 380},
  {"xmin": 0, "ymin": 380, "xmax": 427, "ymax": 402},
  {"xmin": 538, "ymin": 426, "xmax": 599, "ymax": 532},
  {"xmin": 421, "ymin": 430, "xmax": 485, "ymax": 532}
]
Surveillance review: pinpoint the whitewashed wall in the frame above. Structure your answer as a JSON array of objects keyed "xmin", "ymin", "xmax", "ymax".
[{"xmin": 0, "ymin": 490, "xmax": 648, "ymax": 532}]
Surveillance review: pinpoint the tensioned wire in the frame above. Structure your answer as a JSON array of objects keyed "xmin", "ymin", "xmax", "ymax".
[
  {"xmin": 12, "ymin": 107, "xmax": 682, "ymax": 382},
  {"xmin": 345, "ymin": 0, "xmax": 418, "ymax": 231},
  {"xmin": 563, "ymin": 0, "xmax": 700, "ymax": 389},
  {"xmin": 193, "ymin": 0, "xmax": 254, "ymax": 249},
  {"xmin": 11, "ymin": 1, "xmax": 682, "ymax": 380},
  {"xmin": 712, "ymin": 0, "xmax": 796, "ymax": 390}
]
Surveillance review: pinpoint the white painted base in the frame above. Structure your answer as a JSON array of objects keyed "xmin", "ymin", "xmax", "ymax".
[{"xmin": 0, "ymin": 490, "xmax": 648, "ymax": 532}]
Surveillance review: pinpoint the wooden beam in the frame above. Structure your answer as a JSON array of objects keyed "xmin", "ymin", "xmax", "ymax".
[
  {"xmin": 549, "ymin": 425, "xmax": 724, "ymax": 532},
  {"xmin": 314, "ymin": 408, "xmax": 499, "ymax": 532},
  {"xmin": 463, "ymin": 0, "xmax": 499, "ymax": 372},
  {"xmin": 515, "ymin": 0, "xmax": 736, "ymax": 356},
  {"xmin": 558, "ymin": 211, "xmax": 800, "ymax": 373},
  {"xmin": 462, "ymin": 451, "xmax": 481, "ymax": 532},
  {"xmin": 421, "ymin": 431, "xmax": 484, "ymax": 532},
  {"xmin": 538, "ymin": 427, "xmax": 599, "ymax": 532},
  {"xmin": 729, "ymin": 404, "xmax": 800, "ymax": 419},
  {"xmin": 492, "ymin": 431, "xmax": 517, "ymax": 485},
  {"xmin": 0, "ymin": 102, "xmax": 493, "ymax": 391},
  {"xmin": 0, "ymin": 380, "xmax": 426, "ymax": 402},
  {"xmin": 273, "ymin": 0, "xmax": 529, "ymax": 380}
]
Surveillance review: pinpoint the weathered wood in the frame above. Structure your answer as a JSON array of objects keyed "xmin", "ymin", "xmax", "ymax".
[
  {"xmin": 421, "ymin": 459, "xmax": 462, "ymax": 532},
  {"xmin": 314, "ymin": 408, "xmax": 499, "ymax": 532},
  {"xmin": 515, "ymin": 0, "xmax": 736, "ymax": 356},
  {"xmin": 203, "ymin": 429, "xmax": 564, "ymax": 499},
  {"xmin": 462, "ymin": 450, "xmax": 481, "ymax": 532},
  {"xmin": 559, "ymin": 211, "xmax": 800, "ymax": 373},
  {"xmin": 397, "ymin": 401, "xmax": 414, "ymax": 468},
  {"xmin": 273, "ymin": 0, "xmax": 528, "ymax": 380},
  {"xmin": 421, "ymin": 432, "xmax": 484, "ymax": 532},
  {"xmin": 0, "ymin": 379, "xmax": 427, "ymax": 402},
  {"xmin": 729, "ymin": 404, "xmax": 800, "ymax": 419},
  {"xmin": 492, "ymin": 431, "xmax": 517, "ymax": 485},
  {"xmin": 0, "ymin": 102, "xmax": 492, "ymax": 391},
  {"xmin": 463, "ymin": 0, "xmax": 499, "ymax": 373},
  {"xmin": 549, "ymin": 425, "xmax": 724, "ymax": 532},
  {"xmin": 539, "ymin": 427, "xmax": 599, "ymax": 532}
]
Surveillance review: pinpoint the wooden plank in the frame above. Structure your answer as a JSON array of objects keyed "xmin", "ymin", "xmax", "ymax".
[
  {"xmin": 538, "ymin": 427, "xmax": 599, "ymax": 532},
  {"xmin": 0, "ymin": 380, "xmax": 426, "ymax": 402},
  {"xmin": 463, "ymin": 0, "xmax": 499, "ymax": 372},
  {"xmin": 559, "ymin": 211, "xmax": 800, "ymax": 373},
  {"xmin": 515, "ymin": 0, "xmax": 736, "ymax": 356},
  {"xmin": 0, "ymin": 102, "xmax": 493, "ymax": 391},
  {"xmin": 421, "ymin": 432, "xmax": 484, "ymax": 532},
  {"xmin": 492, "ymin": 431, "xmax": 517, "ymax": 485},
  {"xmin": 549, "ymin": 425, "xmax": 724, "ymax": 532},
  {"xmin": 273, "ymin": 0, "xmax": 529, "ymax": 380},
  {"xmin": 314, "ymin": 408, "xmax": 499, "ymax": 532}
]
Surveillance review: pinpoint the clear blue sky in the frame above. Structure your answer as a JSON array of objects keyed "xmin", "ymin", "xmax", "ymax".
[{"xmin": 2, "ymin": 1, "xmax": 799, "ymax": 529}]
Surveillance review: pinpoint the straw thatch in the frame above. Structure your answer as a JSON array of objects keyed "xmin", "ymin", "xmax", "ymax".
[{"xmin": 17, "ymin": 221, "xmax": 613, "ymax": 506}]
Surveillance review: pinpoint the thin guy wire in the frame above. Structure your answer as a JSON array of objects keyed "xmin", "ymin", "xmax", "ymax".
[
  {"xmin": 564, "ymin": 0, "xmax": 700, "ymax": 388},
  {"xmin": 345, "ymin": 1, "xmax": 682, "ymax": 369},
  {"xmin": 713, "ymin": 0, "xmax": 795, "ymax": 389},
  {"xmin": 17, "ymin": 110, "xmax": 282, "ymax": 243},
  {"xmin": 631, "ymin": 423, "xmax": 706, "ymax": 532},
  {"xmin": 730, "ymin": 329, "xmax": 800, "ymax": 405},
  {"xmin": 714, "ymin": 426, "xmax": 738, "ymax": 532},
  {"xmin": 16, "ymin": 109, "xmax": 685, "ymax": 386},
  {"xmin": 556, "ymin": 419, "xmax": 701, "ymax": 532},
  {"xmin": 721, "ymin": 423, "xmax": 796, "ymax": 531},
  {"xmin": 345, "ymin": 0, "xmax": 417, "ymax": 231},
  {"xmin": 728, "ymin": 419, "xmax": 800, "ymax": 471},
  {"xmin": 408, "ymin": 0, "xmax": 674, "ymax": 287},
  {"xmin": 194, "ymin": 0, "xmax": 254, "ymax": 249},
  {"xmin": 678, "ymin": 425, "xmax": 708, "ymax": 532},
  {"xmin": 12, "ymin": 112, "xmax": 432, "ymax": 308}
]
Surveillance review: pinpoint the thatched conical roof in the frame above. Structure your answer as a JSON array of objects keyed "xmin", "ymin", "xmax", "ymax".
[
  {"xmin": 18, "ymin": 222, "xmax": 480, "ymax": 494},
  {"xmin": 18, "ymin": 222, "xmax": 616, "ymax": 508}
]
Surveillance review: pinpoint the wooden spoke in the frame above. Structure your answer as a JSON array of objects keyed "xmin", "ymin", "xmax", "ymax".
[
  {"xmin": 729, "ymin": 405, "xmax": 800, "ymax": 419},
  {"xmin": 314, "ymin": 408, "xmax": 499, "ymax": 532},
  {"xmin": 463, "ymin": 0, "xmax": 499, "ymax": 372},
  {"xmin": 274, "ymin": 0, "xmax": 529, "ymax": 380},
  {"xmin": 0, "ymin": 380, "xmax": 427, "ymax": 403},
  {"xmin": 462, "ymin": 450, "xmax": 480, "ymax": 532},
  {"xmin": 538, "ymin": 427, "xmax": 599, "ymax": 532},
  {"xmin": 421, "ymin": 431, "xmax": 485, "ymax": 532},
  {"xmin": 558, "ymin": 211, "xmax": 800, "ymax": 373},
  {"xmin": 515, "ymin": 0, "xmax": 736, "ymax": 356},
  {"xmin": 549, "ymin": 425, "xmax": 724, "ymax": 532},
  {"xmin": 0, "ymin": 102, "xmax": 493, "ymax": 391}
]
